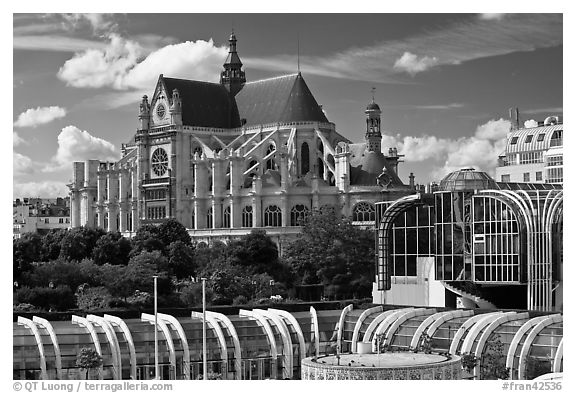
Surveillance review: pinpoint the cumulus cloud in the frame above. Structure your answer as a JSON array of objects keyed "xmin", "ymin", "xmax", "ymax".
[
  {"xmin": 13, "ymin": 132, "xmax": 27, "ymax": 147},
  {"xmin": 479, "ymin": 14, "xmax": 507, "ymax": 21},
  {"xmin": 58, "ymin": 35, "xmax": 227, "ymax": 91},
  {"xmin": 60, "ymin": 13, "xmax": 118, "ymax": 34},
  {"xmin": 382, "ymin": 118, "xmax": 511, "ymax": 180},
  {"xmin": 524, "ymin": 119, "xmax": 539, "ymax": 128},
  {"xmin": 14, "ymin": 106, "xmax": 67, "ymax": 128},
  {"xmin": 48, "ymin": 125, "xmax": 120, "ymax": 170},
  {"xmin": 13, "ymin": 152, "xmax": 36, "ymax": 176},
  {"xmin": 13, "ymin": 180, "xmax": 69, "ymax": 198},
  {"xmin": 393, "ymin": 52, "xmax": 439, "ymax": 76}
]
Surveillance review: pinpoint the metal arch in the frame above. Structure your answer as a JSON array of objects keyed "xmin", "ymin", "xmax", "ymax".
[
  {"xmin": 254, "ymin": 309, "xmax": 293, "ymax": 379},
  {"xmin": 239, "ymin": 309, "xmax": 278, "ymax": 379},
  {"xmin": 207, "ymin": 311, "xmax": 241, "ymax": 380},
  {"xmin": 371, "ymin": 308, "xmax": 414, "ymax": 351},
  {"xmin": 506, "ymin": 315, "xmax": 550, "ymax": 379},
  {"xmin": 449, "ymin": 312, "xmax": 502, "ymax": 355},
  {"xmin": 71, "ymin": 315, "xmax": 104, "ymax": 379},
  {"xmin": 363, "ymin": 309, "xmax": 407, "ymax": 344},
  {"xmin": 141, "ymin": 313, "xmax": 176, "ymax": 377},
  {"xmin": 336, "ymin": 304, "xmax": 353, "ymax": 354},
  {"xmin": 409, "ymin": 309, "xmax": 473, "ymax": 350},
  {"xmin": 518, "ymin": 314, "xmax": 562, "ymax": 380},
  {"xmin": 32, "ymin": 316, "xmax": 62, "ymax": 380},
  {"xmin": 268, "ymin": 308, "xmax": 307, "ymax": 365},
  {"xmin": 191, "ymin": 311, "xmax": 229, "ymax": 378},
  {"xmin": 309, "ymin": 306, "xmax": 320, "ymax": 358},
  {"xmin": 553, "ymin": 338, "xmax": 563, "ymax": 373},
  {"xmin": 17, "ymin": 317, "xmax": 48, "ymax": 380},
  {"xmin": 86, "ymin": 315, "xmax": 122, "ymax": 380},
  {"xmin": 351, "ymin": 306, "xmax": 383, "ymax": 353},
  {"xmin": 461, "ymin": 312, "xmax": 516, "ymax": 356},
  {"xmin": 104, "ymin": 314, "xmax": 137, "ymax": 380},
  {"xmin": 472, "ymin": 312, "xmax": 529, "ymax": 379},
  {"xmin": 158, "ymin": 313, "xmax": 190, "ymax": 380},
  {"xmin": 385, "ymin": 308, "xmax": 436, "ymax": 349}
]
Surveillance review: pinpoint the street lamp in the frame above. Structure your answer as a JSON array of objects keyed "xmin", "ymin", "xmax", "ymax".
[
  {"xmin": 201, "ymin": 277, "xmax": 207, "ymax": 380},
  {"xmin": 153, "ymin": 275, "xmax": 159, "ymax": 380}
]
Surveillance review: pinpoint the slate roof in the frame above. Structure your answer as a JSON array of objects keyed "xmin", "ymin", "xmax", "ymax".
[
  {"xmin": 235, "ymin": 73, "xmax": 329, "ymax": 127},
  {"xmin": 348, "ymin": 143, "xmax": 405, "ymax": 187},
  {"xmin": 163, "ymin": 77, "xmax": 241, "ymax": 128}
]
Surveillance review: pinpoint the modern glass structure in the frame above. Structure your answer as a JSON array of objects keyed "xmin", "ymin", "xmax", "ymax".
[
  {"xmin": 13, "ymin": 305, "xmax": 562, "ymax": 380},
  {"xmin": 375, "ymin": 168, "xmax": 563, "ymax": 312}
]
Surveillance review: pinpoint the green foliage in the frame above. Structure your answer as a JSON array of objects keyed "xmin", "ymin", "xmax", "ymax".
[
  {"xmin": 156, "ymin": 218, "xmax": 191, "ymax": 247},
  {"xmin": 76, "ymin": 347, "xmax": 103, "ymax": 380},
  {"xmin": 179, "ymin": 282, "xmax": 213, "ymax": 307},
  {"xmin": 480, "ymin": 334, "xmax": 510, "ymax": 380},
  {"xmin": 40, "ymin": 229, "xmax": 68, "ymax": 261},
  {"xmin": 284, "ymin": 209, "xmax": 375, "ymax": 299},
  {"xmin": 129, "ymin": 225, "xmax": 165, "ymax": 256},
  {"xmin": 167, "ymin": 240, "xmax": 195, "ymax": 279},
  {"xmin": 13, "ymin": 233, "xmax": 42, "ymax": 278},
  {"xmin": 92, "ymin": 232, "xmax": 131, "ymax": 265},
  {"xmin": 416, "ymin": 333, "xmax": 433, "ymax": 354},
  {"xmin": 15, "ymin": 285, "xmax": 75, "ymax": 311},
  {"xmin": 461, "ymin": 353, "xmax": 479, "ymax": 373},
  {"xmin": 59, "ymin": 227, "xmax": 106, "ymax": 261},
  {"xmin": 123, "ymin": 251, "xmax": 172, "ymax": 296},
  {"xmin": 75, "ymin": 285, "xmax": 113, "ymax": 311}
]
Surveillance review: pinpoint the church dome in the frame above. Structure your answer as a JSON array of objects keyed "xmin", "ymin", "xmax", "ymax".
[
  {"xmin": 438, "ymin": 168, "xmax": 497, "ymax": 191},
  {"xmin": 366, "ymin": 101, "xmax": 380, "ymax": 111}
]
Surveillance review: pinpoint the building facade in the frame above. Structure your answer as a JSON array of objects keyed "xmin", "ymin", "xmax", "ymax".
[
  {"xmin": 13, "ymin": 198, "xmax": 70, "ymax": 239},
  {"xmin": 495, "ymin": 114, "xmax": 563, "ymax": 184},
  {"xmin": 68, "ymin": 33, "xmax": 412, "ymax": 245},
  {"xmin": 373, "ymin": 168, "xmax": 563, "ymax": 312}
]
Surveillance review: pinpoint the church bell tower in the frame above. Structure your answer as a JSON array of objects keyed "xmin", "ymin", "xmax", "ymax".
[
  {"xmin": 365, "ymin": 88, "xmax": 382, "ymax": 152},
  {"xmin": 220, "ymin": 31, "xmax": 246, "ymax": 96}
]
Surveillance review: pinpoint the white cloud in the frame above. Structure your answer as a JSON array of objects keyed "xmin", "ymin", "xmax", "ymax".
[
  {"xmin": 13, "ymin": 35, "xmax": 107, "ymax": 52},
  {"xmin": 13, "ymin": 180, "xmax": 69, "ymax": 198},
  {"xmin": 479, "ymin": 14, "xmax": 507, "ymax": 21},
  {"xmin": 13, "ymin": 152, "xmax": 36, "ymax": 176},
  {"xmin": 524, "ymin": 119, "xmax": 539, "ymax": 128},
  {"xmin": 60, "ymin": 13, "xmax": 118, "ymax": 34},
  {"xmin": 393, "ymin": 52, "xmax": 439, "ymax": 76},
  {"xmin": 57, "ymin": 35, "xmax": 227, "ymax": 91},
  {"xmin": 14, "ymin": 106, "xmax": 67, "ymax": 128},
  {"xmin": 13, "ymin": 132, "xmax": 27, "ymax": 147},
  {"xmin": 474, "ymin": 118, "xmax": 511, "ymax": 140},
  {"xmin": 48, "ymin": 125, "xmax": 120, "ymax": 170}
]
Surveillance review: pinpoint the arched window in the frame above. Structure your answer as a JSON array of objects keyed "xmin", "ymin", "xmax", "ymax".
[
  {"xmin": 301, "ymin": 142, "xmax": 310, "ymax": 175},
  {"xmin": 317, "ymin": 158, "xmax": 324, "ymax": 178},
  {"xmin": 207, "ymin": 207, "xmax": 213, "ymax": 228},
  {"xmin": 353, "ymin": 202, "xmax": 376, "ymax": 222},
  {"xmin": 291, "ymin": 204, "xmax": 310, "ymax": 226},
  {"xmin": 223, "ymin": 206, "xmax": 231, "ymax": 228},
  {"xmin": 266, "ymin": 144, "xmax": 277, "ymax": 170},
  {"xmin": 104, "ymin": 212, "xmax": 109, "ymax": 228},
  {"xmin": 192, "ymin": 145, "xmax": 203, "ymax": 157},
  {"xmin": 242, "ymin": 205, "xmax": 253, "ymax": 228},
  {"xmin": 264, "ymin": 205, "xmax": 282, "ymax": 227}
]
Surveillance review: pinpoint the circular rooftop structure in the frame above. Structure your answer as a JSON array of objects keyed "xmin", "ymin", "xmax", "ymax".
[
  {"xmin": 301, "ymin": 353, "xmax": 462, "ymax": 380},
  {"xmin": 438, "ymin": 168, "xmax": 498, "ymax": 192},
  {"xmin": 366, "ymin": 101, "xmax": 380, "ymax": 111}
]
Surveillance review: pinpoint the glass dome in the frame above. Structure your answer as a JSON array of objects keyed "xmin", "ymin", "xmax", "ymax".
[{"xmin": 438, "ymin": 168, "xmax": 498, "ymax": 191}]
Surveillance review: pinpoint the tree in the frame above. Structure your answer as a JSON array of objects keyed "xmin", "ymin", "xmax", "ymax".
[
  {"xmin": 59, "ymin": 227, "xmax": 106, "ymax": 261},
  {"xmin": 76, "ymin": 347, "xmax": 103, "ymax": 379},
  {"xmin": 157, "ymin": 218, "xmax": 191, "ymax": 247},
  {"xmin": 75, "ymin": 285, "xmax": 113, "ymax": 311},
  {"xmin": 13, "ymin": 233, "xmax": 42, "ymax": 279},
  {"xmin": 92, "ymin": 232, "xmax": 131, "ymax": 265},
  {"xmin": 40, "ymin": 229, "xmax": 68, "ymax": 261},
  {"xmin": 130, "ymin": 225, "xmax": 165, "ymax": 256},
  {"xmin": 283, "ymin": 209, "xmax": 375, "ymax": 299},
  {"xmin": 122, "ymin": 251, "xmax": 172, "ymax": 297},
  {"xmin": 167, "ymin": 240, "xmax": 195, "ymax": 279},
  {"xmin": 480, "ymin": 334, "xmax": 510, "ymax": 380}
]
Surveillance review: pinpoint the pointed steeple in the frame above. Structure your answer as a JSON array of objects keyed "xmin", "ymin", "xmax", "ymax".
[
  {"xmin": 365, "ymin": 87, "xmax": 382, "ymax": 152},
  {"xmin": 220, "ymin": 31, "xmax": 246, "ymax": 96}
]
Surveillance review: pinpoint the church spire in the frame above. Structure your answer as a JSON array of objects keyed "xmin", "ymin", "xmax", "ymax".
[
  {"xmin": 365, "ymin": 87, "xmax": 382, "ymax": 152},
  {"xmin": 220, "ymin": 31, "xmax": 246, "ymax": 96}
]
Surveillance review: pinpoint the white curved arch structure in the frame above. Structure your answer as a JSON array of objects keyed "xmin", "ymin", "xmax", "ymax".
[
  {"xmin": 254, "ymin": 309, "xmax": 293, "ymax": 379},
  {"xmin": 17, "ymin": 317, "xmax": 47, "ymax": 380},
  {"xmin": 363, "ymin": 309, "xmax": 408, "ymax": 345},
  {"xmin": 472, "ymin": 312, "xmax": 529, "ymax": 379},
  {"xmin": 385, "ymin": 308, "xmax": 436, "ymax": 349},
  {"xmin": 506, "ymin": 315, "xmax": 549, "ymax": 379},
  {"xmin": 71, "ymin": 315, "xmax": 104, "ymax": 379},
  {"xmin": 336, "ymin": 304, "xmax": 353, "ymax": 353},
  {"xmin": 370, "ymin": 308, "xmax": 414, "ymax": 351},
  {"xmin": 141, "ymin": 313, "xmax": 176, "ymax": 378},
  {"xmin": 87, "ymin": 314, "xmax": 122, "ymax": 380},
  {"xmin": 158, "ymin": 313, "xmax": 190, "ymax": 380},
  {"xmin": 104, "ymin": 314, "xmax": 137, "ymax": 380},
  {"xmin": 239, "ymin": 309, "xmax": 278, "ymax": 379},
  {"xmin": 409, "ymin": 309, "xmax": 473, "ymax": 349},
  {"xmin": 518, "ymin": 314, "xmax": 562, "ymax": 380},
  {"xmin": 461, "ymin": 312, "xmax": 516, "ymax": 356},
  {"xmin": 553, "ymin": 338, "xmax": 563, "ymax": 373},
  {"xmin": 191, "ymin": 311, "xmax": 229, "ymax": 378},
  {"xmin": 269, "ymin": 308, "xmax": 306, "ymax": 363},
  {"xmin": 310, "ymin": 306, "xmax": 320, "ymax": 358},
  {"xmin": 32, "ymin": 316, "xmax": 62, "ymax": 380},
  {"xmin": 351, "ymin": 306, "xmax": 382, "ymax": 353},
  {"xmin": 449, "ymin": 312, "xmax": 502, "ymax": 355},
  {"xmin": 207, "ymin": 311, "xmax": 241, "ymax": 380}
]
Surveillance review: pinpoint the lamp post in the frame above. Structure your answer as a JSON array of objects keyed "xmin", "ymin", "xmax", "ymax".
[
  {"xmin": 153, "ymin": 275, "xmax": 159, "ymax": 380},
  {"xmin": 202, "ymin": 277, "xmax": 207, "ymax": 380}
]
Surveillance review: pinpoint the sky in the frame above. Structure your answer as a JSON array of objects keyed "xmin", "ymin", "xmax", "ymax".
[{"xmin": 12, "ymin": 12, "xmax": 563, "ymax": 198}]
